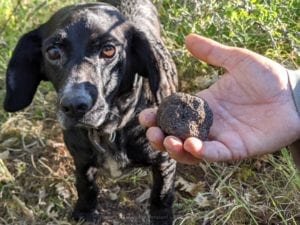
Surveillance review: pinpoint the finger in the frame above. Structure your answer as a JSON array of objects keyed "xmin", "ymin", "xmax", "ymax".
[
  {"xmin": 183, "ymin": 137, "xmax": 204, "ymax": 159},
  {"xmin": 139, "ymin": 108, "xmax": 158, "ymax": 127},
  {"xmin": 185, "ymin": 34, "xmax": 247, "ymax": 71},
  {"xmin": 184, "ymin": 138, "xmax": 237, "ymax": 162},
  {"xmin": 146, "ymin": 127, "xmax": 165, "ymax": 151},
  {"xmin": 163, "ymin": 136, "xmax": 200, "ymax": 164}
]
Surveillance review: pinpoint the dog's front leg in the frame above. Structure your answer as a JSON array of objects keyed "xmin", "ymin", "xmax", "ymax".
[
  {"xmin": 150, "ymin": 157, "xmax": 176, "ymax": 225},
  {"xmin": 72, "ymin": 158, "xmax": 100, "ymax": 223},
  {"xmin": 64, "ymin": 130, "xmax": 100, "ymax": 224}
]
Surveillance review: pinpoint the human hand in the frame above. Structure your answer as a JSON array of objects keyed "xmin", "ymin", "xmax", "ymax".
[{"xmin": 139, "ymin": 34, "xmax": 300, "ymax": 164}]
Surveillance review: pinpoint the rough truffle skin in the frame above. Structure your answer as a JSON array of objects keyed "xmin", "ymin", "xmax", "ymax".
[{"xmin": 157, "ymin": 92, "xmax": 213, "ymax": 140}]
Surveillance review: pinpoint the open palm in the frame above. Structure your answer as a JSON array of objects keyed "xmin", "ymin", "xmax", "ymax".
[{"xmin": 139, "ymin": 34, "xmax": 300, "ymax": 164}]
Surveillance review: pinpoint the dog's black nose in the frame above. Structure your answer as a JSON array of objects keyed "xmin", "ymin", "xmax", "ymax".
[{"xmin": 60, "ymin": 96, "xmax": 92, "ymax": 118}]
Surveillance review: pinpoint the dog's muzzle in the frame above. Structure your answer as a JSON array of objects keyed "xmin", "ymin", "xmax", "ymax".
[
  {"xmin": 59, "ymin": 82, "xmax": 98, "ymax": 118},
  {"xmin": 60, "ymin": 94, "xmax": 93, "ymax": 118}
]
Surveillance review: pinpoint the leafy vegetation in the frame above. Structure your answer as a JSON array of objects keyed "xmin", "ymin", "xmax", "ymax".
[{"xmin": 0, "ymin": 0, "xmax": 299, "ymax": 224}]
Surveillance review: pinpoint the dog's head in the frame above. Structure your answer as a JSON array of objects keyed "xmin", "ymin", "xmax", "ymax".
[{"xmin": 4, "ymin": 3, "xmax": 177, "ymax": 132}]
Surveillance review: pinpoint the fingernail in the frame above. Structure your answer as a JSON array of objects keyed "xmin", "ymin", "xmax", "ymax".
[
  {"xmin": 184, "ymin": 137, "xmax": 204, "ymax": 156},
  {"xmin": 140, "ymin": 109, "xmax": 157, "ymax": 127},
  {"xmin": 164, "ymin": 136, "xmax": 182, "ymax": 153}
]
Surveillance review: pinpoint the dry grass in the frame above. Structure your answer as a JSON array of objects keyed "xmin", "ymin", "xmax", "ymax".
[{"xmin": 0, "ymin": 0, "xmax": 299, "ymax": 224}]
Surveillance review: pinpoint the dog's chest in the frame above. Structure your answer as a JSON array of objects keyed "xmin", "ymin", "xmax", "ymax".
[
  {"xmin": 89, "ymin": 130, "xmax": 131, "ymax": 178},
  {"xmin": 101, "ymin": 154, "xmax": 127, "ymax": 178},
  {"xmin": 98, "ymin": 147, "xmax": 131, "ymax": 178}
]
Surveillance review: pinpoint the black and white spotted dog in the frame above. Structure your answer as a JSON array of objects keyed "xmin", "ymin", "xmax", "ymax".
[{"xmin": 4, "ymin": 0, "xmax": 178, "ymax": 224}]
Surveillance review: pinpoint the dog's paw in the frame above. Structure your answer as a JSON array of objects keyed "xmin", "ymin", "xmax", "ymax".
[
  {"xmin": 72, "ymin": 209, "xmax": 101, "ymax": 224},
  {"xmin": 150, "ymin": 217, "xmax": 173, "ymax": 225},
  {"xmin": 150, "ymin": 212, "xmax": 173, "ymax": 225}
]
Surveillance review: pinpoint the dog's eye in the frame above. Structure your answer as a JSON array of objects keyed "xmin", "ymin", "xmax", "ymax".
[
  {"xmin": 101, "ymin": 45, "xmax": 116, "ymax": 58},
  {"xmin": 46, "ymin": 47, "xmax": 62, "ymax": 61}
]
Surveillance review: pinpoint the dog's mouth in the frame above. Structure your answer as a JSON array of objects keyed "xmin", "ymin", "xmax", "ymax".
[{"xmin": 57, "ymin": 109, "xmax": 121, "ymax": 133}]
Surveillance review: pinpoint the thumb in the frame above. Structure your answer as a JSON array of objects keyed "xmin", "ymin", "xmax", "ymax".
[{"xmin": 185, "ymin": 34, "xmax": 246, "ymax": 71}]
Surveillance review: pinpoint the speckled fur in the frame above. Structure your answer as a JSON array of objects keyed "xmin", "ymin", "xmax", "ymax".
[{"xmin": 4, "ymin": 1, "xmax": 178, "ymax": 225}]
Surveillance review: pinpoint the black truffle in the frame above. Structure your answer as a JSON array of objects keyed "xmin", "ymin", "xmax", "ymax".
[{"xmin": 157, "ymin": 92, "xmax": 213, "ymax": 140}]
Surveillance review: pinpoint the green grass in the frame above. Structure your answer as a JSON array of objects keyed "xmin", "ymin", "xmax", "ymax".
[
  {"xmin": 0, "ymin": 0, "xmax": 299, "ymax": 224},
  {"xmin": 155, "ymin": 0, "xmax": 300, "ymax": 91}
]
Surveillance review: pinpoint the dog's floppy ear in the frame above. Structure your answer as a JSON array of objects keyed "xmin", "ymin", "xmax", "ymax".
[
  {"xmin": 4, "ymin": 27, "xmax": 45, "ymax": 112},
  {"xmin": 130, "ymin": 28, "xmax": 178, "ymax": 103}
]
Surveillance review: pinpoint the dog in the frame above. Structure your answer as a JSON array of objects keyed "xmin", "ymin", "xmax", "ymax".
[{"xmin": 4, "ymin": 1, "xmax": 178, "ymax": 224}]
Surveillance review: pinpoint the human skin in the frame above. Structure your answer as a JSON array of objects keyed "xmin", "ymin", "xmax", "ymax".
[{"xmin": 139, "ymin": 34, "xmax": 300, "ymax": 164}]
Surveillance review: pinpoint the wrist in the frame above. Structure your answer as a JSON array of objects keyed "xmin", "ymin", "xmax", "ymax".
[
  {"xmin": 277, "ymin": 69, "xmax": 300, "ymax": 169},
  {"xmin": 287, "ymin": 69, "xmax": 300, "ymax": 169},
  {"xmin": 288, "ymin": 69, "xmax": 300, "ymax": 117}
]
